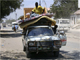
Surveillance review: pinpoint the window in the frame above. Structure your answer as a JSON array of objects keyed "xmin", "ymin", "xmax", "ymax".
[
  {"xmin": 27, "ymin": 27, "xmax": 54, "ymax": 36},
  {"xmin": 60, "ymin": 20, "xmax": 70, "ymax": 24}
]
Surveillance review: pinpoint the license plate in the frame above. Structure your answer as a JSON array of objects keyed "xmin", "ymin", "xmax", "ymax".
[{"xmin": 43, "ymin": 47, "xmax": 47, "ymax": 49}]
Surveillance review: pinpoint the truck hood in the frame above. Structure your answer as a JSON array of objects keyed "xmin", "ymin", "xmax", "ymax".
[{"xmin": 27, "ymin": 36, "xmax": 60, "ymax": 41}]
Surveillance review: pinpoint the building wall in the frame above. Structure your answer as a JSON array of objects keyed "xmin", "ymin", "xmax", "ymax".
[
  {"xmin": 70, "ymin": 14, "xmax": 80, "ymax": 26},
  {"xmin": 70, "ymin": 15, "xmax": 76, "ymax": 26}
]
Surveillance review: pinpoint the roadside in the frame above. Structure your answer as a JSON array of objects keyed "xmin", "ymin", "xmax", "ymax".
[
  {"xmin": 69, "ymin": 28, "xmax": 80, "ymax": 32},
  {"xmin": 69, "ymin": 23, "xmax": 80, "ymax": 32},
  {"xmin": 66, "ymin": 28, "xmax": 80, "ymax": 44}
]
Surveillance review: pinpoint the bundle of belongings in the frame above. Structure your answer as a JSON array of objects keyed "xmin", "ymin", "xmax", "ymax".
[{"xmin": 17, "ymin": 13, "xmax": 56, "ymax": 29}]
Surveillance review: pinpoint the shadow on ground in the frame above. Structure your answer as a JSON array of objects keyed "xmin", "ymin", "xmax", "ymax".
[
  {"xmin": 1, "ymin": 33, "xmax": 21, "ymax": 38},
  {"xmin": 0, "ymin": 30, "xmax": 22, "ymax": 32},
  {"xmin": 0, "ymin": 30, "xmax": 22, "ymax": 38},
  {"xmin": 0, "ymin": 50, "xmax": 80, "ymax": 60},
  {"xmin": 0, "ymin": 30, "xmax": 14, "ymax": 32}
]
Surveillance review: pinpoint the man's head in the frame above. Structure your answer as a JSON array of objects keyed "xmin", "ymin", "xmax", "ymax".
[{"xmin": 35, "ymin": 2, "xmax": 38, "ymax": 8}]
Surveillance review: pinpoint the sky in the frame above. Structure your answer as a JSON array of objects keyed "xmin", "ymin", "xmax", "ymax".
[
  {"xmin": 78, "ymin": 0, "xmax": 80, "ymax": 8},
  {"xmin": 6, "ymin": 0, "xmax": 54, "ymax": 20}
]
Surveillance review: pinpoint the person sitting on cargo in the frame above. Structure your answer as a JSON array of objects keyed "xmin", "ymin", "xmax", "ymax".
[
  {"xmin": 25, "ymin": 13, "xmax": 30, "ymax": 19},
  {"xmin": 31, "ymin": 2, "xmax": 45, "ymax": 15}
]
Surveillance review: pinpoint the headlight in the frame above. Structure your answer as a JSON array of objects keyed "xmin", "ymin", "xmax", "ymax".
[
  {"xmin": 29, "ymin": 42, "xmax": 34, "ymax": 46},
  {"xmin": 54, "ymin": 40, "xmax": 62, "ymax": 46},
  {"xmin": 28, "ymin": 42, "xmax": 36, "ymax": 46}
]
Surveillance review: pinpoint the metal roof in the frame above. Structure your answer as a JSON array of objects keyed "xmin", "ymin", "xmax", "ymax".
[
  {"xmin": 27, "ymin": 25, "xmax": 50, "ymax": 28},
  {"xmin": 74, "ymin": 10, "xmax": 80, "ymax": 15}
]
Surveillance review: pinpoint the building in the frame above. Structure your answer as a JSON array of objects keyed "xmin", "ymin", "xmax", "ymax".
[{"xmin": 70, "ymin": 10, "xmax": 80, "ymax": 26}]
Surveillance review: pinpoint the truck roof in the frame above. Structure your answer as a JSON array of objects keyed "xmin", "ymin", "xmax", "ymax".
[{"xmin": 27, "ymin": 25, "xmax": 51, "ymax": 28}]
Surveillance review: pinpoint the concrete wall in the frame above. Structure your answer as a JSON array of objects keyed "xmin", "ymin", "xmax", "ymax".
[{"xmin": 70, "ymin": 14, "xmax": 80, "ymax": 26}]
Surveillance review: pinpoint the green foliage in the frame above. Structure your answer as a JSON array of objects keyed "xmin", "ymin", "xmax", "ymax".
[
  {"xmin": 0, "ymin": 20, "xmax": 3, "ymax": 23},
  {"xmin": 50, "ymin": 0, "xmax": 78, "ymax": 19},
  {"xmin": 18, "ymin": 15, "xmax": 24, "ymax": 20},
  {"xmin": 1, "ymin": 0, "xmax": 23, "ymax": 20}
]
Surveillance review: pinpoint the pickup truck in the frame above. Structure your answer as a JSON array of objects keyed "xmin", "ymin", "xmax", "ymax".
[{"xmin": 21, "ymin": 25, "xmax": 67, "ymax": 57}]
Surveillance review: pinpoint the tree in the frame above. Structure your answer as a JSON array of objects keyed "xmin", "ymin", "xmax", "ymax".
[
  {"xmin": 50, "ymin": 0, "xmax": 78, "ymax": 19},
  {"xmin": 6, "ymin": 19, "xmax": 16, "ymax": 24},
  {"xmin": 18, "ymin": 15, "xmax": 24, "ymax": 20},
  {"xmin": 0, "ymin": 0, "xmax": 23, "ymax": 20},
  {"xmin": 0, "ymin": 20, "xmax": 3, "ymax": 23}
]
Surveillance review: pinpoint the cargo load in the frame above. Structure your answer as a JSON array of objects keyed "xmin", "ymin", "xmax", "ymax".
[{"xmin": 18, "ymin": 13, "xmax": 56, "ymax": 29}]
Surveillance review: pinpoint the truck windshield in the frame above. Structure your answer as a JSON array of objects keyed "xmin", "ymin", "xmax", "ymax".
[
  {"xmin": 27, "ymin": 27, "xmax": 54, "ymax": 36},
  {"xmin": 60, "ymin": 20, "xmax": 69, "ymax": 24}
]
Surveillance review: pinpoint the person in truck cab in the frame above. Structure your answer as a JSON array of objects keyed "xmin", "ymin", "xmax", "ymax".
[
  {"xmin": 31, "ymin": 2, "xmax": 45, "ymax": 14},
  {"xmin": 52, "ymin": 25, "xmax": 58, "ymax": 34}
]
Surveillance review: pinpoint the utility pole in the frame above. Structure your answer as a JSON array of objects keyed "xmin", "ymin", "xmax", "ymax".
[
  {"xmin": 39, "ymin": 0, "xmax": 41, "ymax": 6},
  {"xmin": 43, "ymin": 0, "xmax": 47, "ymax": 8},
  {"xmin": 15, "ymin": 13, "xmax": 17, "ymax": 20}
]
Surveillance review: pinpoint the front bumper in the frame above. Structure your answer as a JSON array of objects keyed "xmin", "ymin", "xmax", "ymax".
[{"xmin": 27, "ymin": 41, "xmax": 61, "ymax": 52}]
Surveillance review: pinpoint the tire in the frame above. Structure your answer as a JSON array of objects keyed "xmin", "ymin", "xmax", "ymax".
[
  {"xmin": 26, "ymin": 50, "xmax": 31, "ymax": 58},
  {"xmin": 22, "ymin": 40, "xmax": 26, "ymax": 51},
  {"xmin": 54, "ymin": 50, "xmax": 59, "ymax": 57},
  {"xmin": 23, "ymin": 46, "xmax": 26, "ymax": 51}
]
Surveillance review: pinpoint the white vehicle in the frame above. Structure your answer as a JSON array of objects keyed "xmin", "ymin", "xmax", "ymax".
[
  {"xmin": 2, "ymin": 22, "xmax": 6, "ymax": 27},
  {"xmin": 0, "ymin": 24, "xmax": 1, "ymax": 29},
  {"xmin": 12, "ymin": 22, "xmax": 19, "ymax": 31},
  {"xmin": 56, "ymin": 18, "xmax": 70, "ymax": 31}
]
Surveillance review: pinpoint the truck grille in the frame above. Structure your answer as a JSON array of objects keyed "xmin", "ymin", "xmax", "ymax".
[{"xmin": 37, "ymin": 41, "xmax": 53, "ymax": 46}]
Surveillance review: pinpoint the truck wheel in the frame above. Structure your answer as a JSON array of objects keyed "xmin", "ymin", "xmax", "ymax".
[
  {"xmin": 54, "ymin": 50, "xmax": 59, "ymax": 57},
  {"xmin": 22, "ymin": 40, "xmax": 26, "ymax": 51},
  {"xmin": 23, "ymin": 46, "xmax": 26, "ymax": 51},
  {"xmin": 26, "ymin": 50, "xmax": 31, "ymax": 58}
]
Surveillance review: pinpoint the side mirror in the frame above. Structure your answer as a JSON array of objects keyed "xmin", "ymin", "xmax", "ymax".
[
  {"xmin": 59, "ymin": 31, "xmax": 65, "ymax": 35},
  {"xmin": 54, "ymin": 25, "xmax": 58, "ymax": 28}
]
